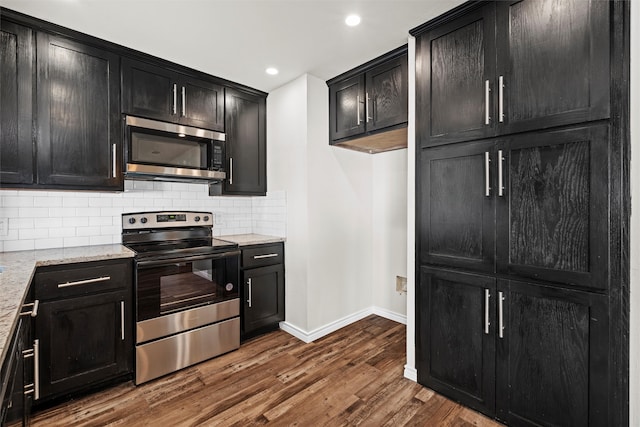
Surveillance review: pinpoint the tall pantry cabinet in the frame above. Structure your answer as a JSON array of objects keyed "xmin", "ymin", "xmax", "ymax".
[{"xmin": 411, "ymin": 1, "xmax": 629, "ymax": 426}]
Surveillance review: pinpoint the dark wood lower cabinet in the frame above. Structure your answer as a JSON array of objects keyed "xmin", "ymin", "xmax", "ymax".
[
  {"xmin": 1, "ymin": 317, "xmax": 32, "ymax": 427},
  {"xmin": 417, "ymin": 267, "xmax": 609, "ymax": 426},
  {"xmin": 242, "ymin": 264, "xmax": 285, "ymax": 339}
]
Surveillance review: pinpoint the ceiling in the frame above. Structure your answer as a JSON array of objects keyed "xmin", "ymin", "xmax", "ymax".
[{"xmin": 0, "ymin": 0, "xmax": 464, "ymax": 93}]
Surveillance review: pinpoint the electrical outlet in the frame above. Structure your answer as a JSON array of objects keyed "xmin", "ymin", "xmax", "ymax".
[
  {"xmin": 0, "ymin": 218, "xmax": 8, "ymax": 237},
  {"xmin": 396, "ymin": 276, "xmax": 407, "ymax": 293}
]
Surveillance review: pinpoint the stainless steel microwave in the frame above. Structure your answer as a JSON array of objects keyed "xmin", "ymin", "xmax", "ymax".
[{"xmin": 124, "ymin": 115, "xmax": 226, "ymax": 182}]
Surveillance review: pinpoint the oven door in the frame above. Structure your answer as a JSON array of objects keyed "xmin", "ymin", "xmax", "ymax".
[{"xmin": 135, "ymin": 251, "xmax": 239, "ymax": 322}]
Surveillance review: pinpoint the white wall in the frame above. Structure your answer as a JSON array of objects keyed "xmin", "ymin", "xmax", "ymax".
[
  {"xmin": 630, "ymin": 2, "xmax": 639, "ymax": 425},
  {"xmin": 267, "ymin": 73, "xmax": 408, "ymax": 339},
  {"xmin": 0, "ymin": 181, "xmax": 286, "ymax": 252}
]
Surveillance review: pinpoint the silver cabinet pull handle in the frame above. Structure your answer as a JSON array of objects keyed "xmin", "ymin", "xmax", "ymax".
[
  {"xmin": 229, "ymin": 157, "xmax": 233, "ymax": 185},
  {"xmin": 20, "ymin": 299, "xmax": 39, "ymax": 317},
  {"xmin": 58, "ymin": 276, "xmax": 110, "ymax": 288},
  {"xmin": 253, "ymin": 253, "xmax": 279, "ymax": 260},
  {"xmin": 498, "ymin": 291, "xmax": 505, "ymax": 339},
  {"xmin": 23, "ymin": 347, "xmax": 35, "ymax": 396},
  {"xmin": 357, "ymin": 95, "xmax": 362, "ymax": 125},
  {"xmin": 172, "ymin": 84, "xmax": 177, "ymax": 115},
  {"xmin": 484, "ymin": 289, "xmax": 490, "ymax": 334},
  {"xmin": 498, "ymin": 150, "xmax": 505, "ymax": 197},
  {"xmin": 366, "ymin": 92, "xmax": 372, "ymax": 122},
  {"xmin": 34, "ymin": 339, "xmax": 40, "ymax": 400},
  {"xmin": 485, "ymin": 152, "xmax": 491, "ymax": 197},
  {"xmin": 120, "ymin": 301, "xmax": 125, "ymax": 341},
  {"xmin": 499, "ymin": 75, "xmax": 505, "ymax": 123},
  {"xmin": 181, "ymin": 86, "xmax": 186, "ymax": 117},
  {"xmin": 485, "ymin": 79, "xmax": 491, "ymax": 125},
  {"xmin": 247, "ymin": 278, "xmax": 252, "ymax": 308},
  {"xmin": 112, "ymin": 144, "xmax": 117, "ymax": 178}
]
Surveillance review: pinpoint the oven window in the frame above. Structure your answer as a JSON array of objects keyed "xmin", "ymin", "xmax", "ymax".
[
  {"xmin": 137, "ymin": 256, "xmax": 239, "ymax": 321},
  {"xmin": 131, "ymin": 131, "xmax": 208, "ymax": 169}
]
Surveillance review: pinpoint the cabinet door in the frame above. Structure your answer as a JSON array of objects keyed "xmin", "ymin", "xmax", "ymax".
[
  {"xmin": 223, "ymin": 88, "xmax": 266, "ymax": 196},
  {"xmin": 242, "ymin": 264, "xmax": 284, "ymax": 336},
  {"xmin": 121, "ymin": 58, "xmax": 176, "ymax": 123},
  {"xmin": 496, "ymin": 0, "xmax": 609, "ymax": 134},
  {"xmin": 495, "ymin": 279, "xmax": 608, "ymax": 426},
  {"xmin": 417, "ymin": 267, "xmax": 496, "ymax": 417},
  {"xmin": 419, "ymin": 141, "xmax": 495, "ymax": 273},
  {"xmin": 365, "ymin": 54, "xmax": 407, "ymax": 132},
  {"xmin": 496, "ymin": 125, "xmax": 609, "ymax": 289},
  {"xmin": 417, "ymin": 4, "xmax": 496, "ymax": 147},
  {"xmin": 329, "ymin": 74, "xmax": 365, "ymax": 141},
  {"xmin": 36, "ymin": 290, "xmax": 131, "ymax": 400},
  {"xmin": 36, "ymin": 33, "xmax": 121, "ymax": 190},
  {"xmin": 0, "ymin": 20, "xmax": 34, "ymax": 186},
  {"xmin": 180, "ymin": 77, "xmax": 224, "ymax": 131}
]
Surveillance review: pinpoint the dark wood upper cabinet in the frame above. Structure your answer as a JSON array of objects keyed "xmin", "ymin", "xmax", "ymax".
[
  {"xmin": 495, "ymin": 0, "xmax": 610, "ymax": 134},
  {"xmin": 418, "ymin": 267, "xmax": 496, "ymax": 418},
  {"xmin": 122, "ymin": 58, "xmax": 224, "ymax": 132},
  {"xmin": 0, "ymin": 19, "xmax": 34, "ymax": 186},
  {"xmin": 419, "ymin": 141, "xmax": 495, "ymax": 273},
  {"xmin": 418, "ymin": 0, "xmax": 609, "ymax": 147},
  {"xmin": 36, "ymin": 33, "xmax": 122, "ymax": 190},
  {"xmin": 223, "ymin": 88, "xmax": 266, "ymax": 196},
  {"xmin": 328, "ymin": 46, "xmax": 408, "ymax": 152},
  {"xmin": 417, "ymin": 4, "xmax": 496, "ymax": 147},
  {"xmin": 495, "ymin": 279, "xmax": 608, "ymax": 426},
  {"xmin": 496, "ymin": 124, "xmax": 609, "ymax": 290}
]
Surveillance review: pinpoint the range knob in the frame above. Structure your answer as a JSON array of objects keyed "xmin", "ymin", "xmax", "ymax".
[
  {"xmin": 140, "ymin": 217, "xmax": 148, "ymax": 224},
  {"xmin": 203, "ymin": 215, "xmax": 210, "ymax": 222},
  {"xmin": 194, "ymin": 216, "xmax": 201, "ymax": 222},
  {"xmin": 128, "ymin": 218, "xmax": 136, "ymax": 224}
]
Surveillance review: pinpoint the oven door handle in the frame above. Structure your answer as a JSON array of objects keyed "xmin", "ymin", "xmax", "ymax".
[{"xmin": 136, "ymin": 250, "xmax": 240, "ymax": 268}]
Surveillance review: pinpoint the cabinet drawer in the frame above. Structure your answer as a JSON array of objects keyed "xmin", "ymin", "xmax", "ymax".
[
  {"xmin": 242, "ymin": 244, "xmax": 284, "ymax": 268},
  {"xmin": 34, "ymin": 259, "xmax": 131, "ymax": 301}
]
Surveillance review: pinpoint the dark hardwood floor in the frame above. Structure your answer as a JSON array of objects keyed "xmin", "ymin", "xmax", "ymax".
[{"xmin": 32, "ymin": 315, "xmax": 502, "ymax": 426}]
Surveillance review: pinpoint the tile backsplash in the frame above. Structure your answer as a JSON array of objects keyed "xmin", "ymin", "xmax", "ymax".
[{"xmin": 0, "ymin": 181, "xmax": 286, "ymax": 252}]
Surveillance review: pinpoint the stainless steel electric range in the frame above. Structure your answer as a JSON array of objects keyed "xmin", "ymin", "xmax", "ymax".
[{"xmin": 122, "ymin": 211, "xmax": 240, "ymax": 384}]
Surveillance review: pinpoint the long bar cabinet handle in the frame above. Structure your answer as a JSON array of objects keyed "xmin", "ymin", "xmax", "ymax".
[
  {"xmin": 498, "ymin": 150, "xmax": 505, "ymax": 197},
  {"xmin": 20, "ymin": 299, "xmax": 39, "ymax": 317},
  {"xmin": 247, "ymin": 278, "xmax": 252, "ymax": 308},
  {"xmin": 112, "ymin": 144, "xmax": 117, "ymax": 178},
  {"xmin": 57, "ymin": 276, "xmax": 110, "ymax": 288},
  {"xmin": 485, "ymin": 152, "xmax": 491, "ymax": 197},
  {"xmin": 254, "ymin": 253, "xmax": 279, "ymax": 260},
  {"xmin": 485, "ymin": 79, "xmax": 491, "ymax": 125},
  {"xmin": 120, "ymin": 301, "xmax": 125, "ymax": 341},
  {"xmin": 499, "ymin": 75, "xmax": 505, "ymax": 123},
  {"xmin": 484, "ymin": 289, "xmax": 490, "ymax": 335},
  {"xmin": 498, "ymin": 291, "xmax": 505, "ymax": 339},
  {"xmin": 366, "ymin": 92, "xmax": 372, "ymax": 122},
  {"xmin": 229, "ymin": 158, "xmax": 234, "ymax": 185},
  {"xmin": 34, "ymin": 339, "xmax": 40, "ymax": 400},
  {"xmin": 172, "ymin": 84, "xmax": 178, "ymax": 115},
  {"xmin": 357, "ymin": 95, "xmax": 362, "ymax": 125},
  {"xmin": 23, "ymin": 347, "xmax": 35, "ymax": 396},
  {"xmin": 181, "ymin": 86, "xmax": 186, "ymax": 117}
]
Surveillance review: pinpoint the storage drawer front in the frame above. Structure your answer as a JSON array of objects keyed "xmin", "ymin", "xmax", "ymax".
[
  {"xmin": 242, "ymin": 243, "xmax": 284, "ymax": 268},
  {"xmin": 34, "ymin": 260, "xmax": 131, "ymax": 300}
]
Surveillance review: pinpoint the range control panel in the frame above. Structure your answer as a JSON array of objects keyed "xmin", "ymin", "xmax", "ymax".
[{"xmin": 122, "ymin": 211, "xmax": 213, "ymax": 230}]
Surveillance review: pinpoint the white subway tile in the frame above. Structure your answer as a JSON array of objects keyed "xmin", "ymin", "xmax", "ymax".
[
  {"xmin": 100, "ymin": 225, "xmax": 119, "ymax": 235},
  {"xmin": 100, "ymin": 207, "xmax": 124, "ymax": 216},
  {"xmin": 0, "ymin": 207, "xmax": 19, "ymax": 217},
  {"xmin": 63, "ymin": 217, "xmax": 88, "ymax": 227},
  {"xmin": 4, "ymin": 240, "xmax": 34, "ymax": 251},
  {"xmin": 63, "ymin": 236, "xmax": 90, "ymax": 247},
  {"xmin": 89, "ymin": 216, "xmax": 113, "ymax": 226},
  {"xmin": 76, "ymin": 207, "xmax": 102, "ymax": 217},
  {"xmin": 89, "ymin": 197, "xmax": 113, "ymax": 207},
  {"xmin": 0, "ymin": 190, "xmax": 18, "ymax": 196},
  {"xmin": 34, "ymin": 196, "xmax": 63, "ymax": 207},
  {"xmin": 0, "ymin": 242, "xmax": 4, "ymax": 252},
  {"xmin": 112, "ymin": 198, "xmax": 135, "ymax": 207},
  {"xmin": 0, "ymin": 229, "xmax": 19, "ymax": 241},
  {"xmin": 76, "ymin": 226, "xmax": 101, "ymax": 236},
  {"xmin": 90, "ymin": 235, "xmax": 114, "ymax": 245},
  {"xmin": 35, "ymin": 238, "xmax": 64, "ymax": 250},
  {"xmin": 124, "ymin": 180, "xmax": 134, "ymax": 191},
  {"xmin": 133, "ymin": 181, "xmax": 154, "ymax": 191},
  {"xmin": 20, "ymin": 208, "xmax": 49, "ymax": 218},
  {"xmin": 35, "ymin": 218, "xmax": 63, "ymax": 229},
  {"xmin": 49, "ymin": 207, "xmax": 77, "ymax": 217},
  {"xmin": 3, "ymin": 196, "xmax": 34, "ymax": 207},
  {"xmin": 10, "ymin": 218, "xmax": 34, "ymax": 229},
  {"xmin": 50, "ymin": 227, "xmax": 76, "ymax": 238},
  {"xmin": 63, "ymin": 197, "xmax": 88, "ymax": 208}
]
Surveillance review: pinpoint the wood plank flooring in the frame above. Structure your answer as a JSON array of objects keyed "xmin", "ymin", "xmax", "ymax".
[{"xmin": 31, "ymin": 315, "xmax": 502, "ymax": 426}]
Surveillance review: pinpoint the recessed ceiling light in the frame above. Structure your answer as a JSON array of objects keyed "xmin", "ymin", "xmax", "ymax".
[
  {"xmin": 345, "ymin": 14, "xmax": 361, "ymax": 27},
  {"xmin": 265, "ymin": 67, "xmax": 279, "ymax": 75}
]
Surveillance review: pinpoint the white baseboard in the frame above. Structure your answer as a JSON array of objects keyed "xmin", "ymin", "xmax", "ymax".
[
  {"xmin": 280, "ymin": 306, "xmax": 406, "ymax": 343},
  {"xmin": 404, "ymin": 365, "xmax": 417, "ymax": 382}
]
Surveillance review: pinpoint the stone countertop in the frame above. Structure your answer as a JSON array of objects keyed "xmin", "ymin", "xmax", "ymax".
[
  {"xmin": 218, "ymin": 234, "xmax": 286, "ymax": 247},
  {"xmin": 0, "ymin": 245, "xmax": 135, "ymax": 369}
]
